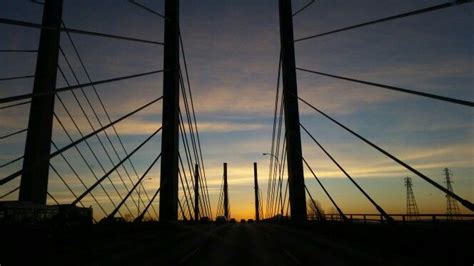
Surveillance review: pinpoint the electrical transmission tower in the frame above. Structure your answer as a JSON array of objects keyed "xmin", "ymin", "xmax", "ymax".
[
  {"xmin": 404, "ymin": 177, "xmax": 419, "ymax": 221},
  {"xmin": 444, "ymin": 168, "xmax": 460, "ymax": 220}
]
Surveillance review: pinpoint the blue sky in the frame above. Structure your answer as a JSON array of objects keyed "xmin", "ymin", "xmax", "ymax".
[{"xmin": 0, "ymin": 0, "xmax": 473, "ymax": 220}]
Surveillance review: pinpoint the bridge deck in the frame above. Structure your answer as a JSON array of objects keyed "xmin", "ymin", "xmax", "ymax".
[{"xmin": 1, "ymin": 222, "xmax": 472, "ymax": 265}]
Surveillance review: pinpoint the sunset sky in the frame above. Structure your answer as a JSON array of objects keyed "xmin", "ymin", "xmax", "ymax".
[{"xmin": 1, "ymin": 0, "xmax": 473, "ymax": 220}]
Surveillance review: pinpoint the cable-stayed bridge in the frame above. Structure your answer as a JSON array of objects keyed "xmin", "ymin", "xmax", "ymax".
[{"xmin": 1, "ymin": 1, "xmax": 473, "ymax": 265}]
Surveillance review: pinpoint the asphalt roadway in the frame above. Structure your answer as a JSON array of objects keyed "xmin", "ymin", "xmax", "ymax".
[{"xmin": 1, "ymin": 222, "xmax": 472, "ymax": 265}]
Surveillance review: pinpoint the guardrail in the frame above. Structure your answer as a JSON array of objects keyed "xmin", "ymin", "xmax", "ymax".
[{"xmin": 308, "ymin": 214, "xmax": 474, "ymax": 224}]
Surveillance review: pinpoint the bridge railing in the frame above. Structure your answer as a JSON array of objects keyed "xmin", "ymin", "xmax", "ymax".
[{"xmin": 308, "ymin": 214, "xmax": 474, "ymax": 224}]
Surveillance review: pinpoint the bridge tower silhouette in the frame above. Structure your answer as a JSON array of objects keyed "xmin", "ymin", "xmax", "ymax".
[
  {"xmin": 278, "ymin": 0, "xmax": 308, "ymax": 222},
  {"xmin": 159, "ymin": 0, "xmax": 180, "ymax": 222},
  {"xmin": 19, "ymin": 0, "xmax": 63, "ymax": 204}
]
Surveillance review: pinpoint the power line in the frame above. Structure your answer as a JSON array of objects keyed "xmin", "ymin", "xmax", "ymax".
[
  {"xmin": 295, "ymin": 1, "xmax": 473, "ymax": 42},
  {"xmin": 296, "ymin": 67, "xmax": 473, "ymax": 107},
  {"xmin": 298, "ymin": 96, "xmax": 474, "ymax": 212},
  {"xmin": 0, "ymin": 17, "xmax": 164, "ymax": 45}
]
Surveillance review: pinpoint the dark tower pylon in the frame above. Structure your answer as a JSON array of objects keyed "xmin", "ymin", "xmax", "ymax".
[
  {"xmin": 444, "ymin": 168, "xmax": 460, "ymax": 220},
  {"xmin": 404, "ymin": 177, "xmax": 419, "ymax": 221},
  {"xmin": 194, "ymin": 164, "xmax": 199, "ymax": 221},
  {"xmin": 159, "ymin": 0, "xmax": 180, "ymax": 222},
  {"xmin": 253, "ymin": 162, "xmax": 260, "ymax": 222},
  {"xmin": 19, "ymin": 0, "xmax": 63, "ymax": 204},
  {"xmin": 278, "ymin": 0, "xmax": 307, "ymax": 221},
  {"xmin": 223, "ymin": 162, "xmax": 229, "ymax": 220}
]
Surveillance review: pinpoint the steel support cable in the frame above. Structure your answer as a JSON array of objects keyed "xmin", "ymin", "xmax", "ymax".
[
  {"xmin": 272, "ymin": 138, "xmax": 285, "ymax": 218},
  {"xmin": 58, "ymin": 50, "xmax": 142, "ymax": 212},
  {"xmin": 178, "ymin": 113, "xmax": 195, "ymax": 177},
  {"xmin": 178, "ymin": 153, "xmax": 196, "ymax": 212},
  {"xmin": 216, "ymin": 179, "xmax": 225, "ymax": 216},
  {"xmin": 0, "ymin": 49, "xmax": 37, "ymax": 53},
  {"xmin": 72, "ymin": 126, "xmax": 162, "ymax": 205},
  {"xmin": 178, "ymin": 167, "xmax": 194, "ymax": 220},
  {"xmin": 52, "ymin": 115, "xmax": 122, "ymax": 214},
  {"xmin": 49, "ymin": 163, "xmax": 92, "ymax": 209},
  {"xmin": 178, "ymin": 197, "xmax": 188, "ymax": 221},
  {"xmin": 51, "ymin": 140, "xmax": 109, "ymax": 216},
  {"xmin": 272, "ymin": 96, "xmax": 285, "ymax": 216},
  {"xmin": 179, "ymin": 108, "xmax": 210, "ymax": 220},
  {"xmin": 135, "ymin": 184, "xmax": 162, "ymax": 221},
  {"xmin": 275, "ymin": 141, "xmax": 287, "ymax": 217},
  {"xmin": 0, "ymin": 69, "xmax": 165, "ymax": 104},
  {"xmin": 0, "ymin": 128, "xmax": 27, "ymax": 140},
  {"xmin": 134, "ymin": 181, "xmax": 166, "ymax": 221},
  {"xmin": 282, "ymin": 182, "xmax": 290, "ymax": 218},
  {"xmin": 0, "ymin": 17, "xmax": 164, "ymax": 45},
  {"xmin": 108, "ymin": 153, "xmax": 162, "ymax": 219},
  {"xmin": 178, "ymin": 72, "xmax": 211, "ymax": 218},
  {"xmin": 304, "ymin": 185, "xmax": 324, "ymax": 221},
  {"xmin": 179, "ymin": 36, "xmax": 213, "ymax": 218},
  {"xmin": 266, "ymin": 52, "xmax": 282, "ymax": 218},
  {"xmin": 128, "ymin": 0, "xmax": 166, "ymax": 20},
  {"xmin": 178, "ymin": 98, "xmax": 205, "ymax": 217},
  {"xmin": 296, "ymin": 67, "xmax": 473, "ymax": 107},
  {"xmin": 178, "ymin": 114, "xmax": 206, "ymax": 216},
  {"xmin": 300, "ymin": 123, "xmax": 394, "ymax": 222},
  {"xmin": 61, "ymin": 23, "xmax": 157, "ymax": 217},
  {"xmin": 0, "ymin": 75, "xmax": 35, "ymax": 81},
  {"xmin": 0, "ymin": 186, "xmax": 19, "ymax": 199},
  {"xmin": 295, "ymin": 0, "xmax": 474, "ymax": 42},
  {"xmin": 0, "ymin": 96, "xmax": 162, "ymax": 185},
  {"xmin": 47, "ymin": 192, "xmax": 60, "ymax": 205},
  {"xmin": 56, "ymin": 67, "xmax": 137, "ymax": 214},
  {"xmin": 302, "ymin": 157, "xmax": 347, "ymax": 221},
  {"xmin": 270, "ymin": 98, "xmax": 285, "ymax": 217},
  {"xmin": 216, "ymin": 182, "xmax": 224, "ymax": 216},
  {"xmin": 178, "ymin": 154, "xmax": 196, "ymax": 217},
  {"xmin": 179, "ymin": 166, "xmax": 196, "ymax": 220},
  {"xmin": 298, "ymin": 97, "xmax": 474, "ymax": 211},
  {"xmin": 0, "ymin": 156, "xmax": 23, "ymax": 169},
  {"xmin": 278, "ymin": 140, "xmax": 287, "ymax": 217},
  {"xmin": 285, "ymin": 185, "xmax": 290, "ymax": 217},
  {"xmin": 0, "ymin": 101, "xmax": 31, "ymax": 110},
  {"xmin": 293, "ymin": 0, "xmax": 316, "ymax": 17}
]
